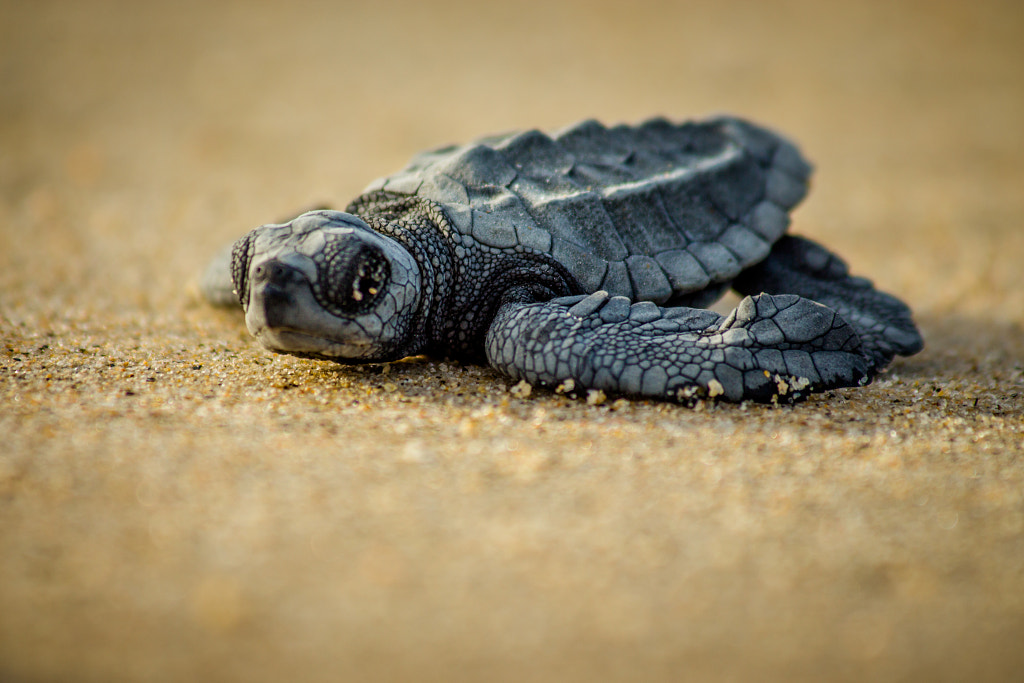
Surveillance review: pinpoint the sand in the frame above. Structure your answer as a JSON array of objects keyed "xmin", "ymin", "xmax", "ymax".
[{"xmin": 2, "ymin": 1, "xmax": 1023, "ymax": 681}]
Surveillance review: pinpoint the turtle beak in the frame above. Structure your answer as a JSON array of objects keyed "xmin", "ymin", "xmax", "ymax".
[{"xmin": 246, "ymin": 258, "xmax": 314, "ymax": 331}]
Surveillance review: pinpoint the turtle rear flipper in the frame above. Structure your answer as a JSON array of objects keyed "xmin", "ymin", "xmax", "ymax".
[
  {"xmin": 733, "ymin": 235, "xmax": 924, "ymax": 372},
  {"xmin": 485, "ymin": 290, "xmax": 869, "ymax": 404}
]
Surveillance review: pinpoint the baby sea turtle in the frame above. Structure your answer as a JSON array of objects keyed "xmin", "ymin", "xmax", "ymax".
[{"xmin": 202, "ymin": 116, "xmax": 923, "ymax": 403}]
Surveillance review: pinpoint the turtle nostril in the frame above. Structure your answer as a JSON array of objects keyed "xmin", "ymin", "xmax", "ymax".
[{"xmin": 254, "ymin": 260, "xmax": 303, "ymax": 287}]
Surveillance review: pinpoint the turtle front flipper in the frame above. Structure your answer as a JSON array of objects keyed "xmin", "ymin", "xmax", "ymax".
[
  {"xmin": 200, "ymin": 243, "xmax": 241, "ymax": 307},
  {"xmin": 485, "ymin": 291, "xmax": 870, "ymax": 404},
  {"xmin": 733, "ymin": 235, "xmax": 924, "ymax": 373}
]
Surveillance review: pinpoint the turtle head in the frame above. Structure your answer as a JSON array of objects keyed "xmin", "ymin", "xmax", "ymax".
[{"xmin": 231, "ymin": 210, "xmax": 422, "ymax": 362}]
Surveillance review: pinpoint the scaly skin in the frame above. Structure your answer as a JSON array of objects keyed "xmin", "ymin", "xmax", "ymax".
[
  {"xmin": 485, "ymin": 290, "xmax": 868, "ymax": 405},
  {"xmin": 345, "ymin": 193, "xmax": 581, "ymax": 361}
]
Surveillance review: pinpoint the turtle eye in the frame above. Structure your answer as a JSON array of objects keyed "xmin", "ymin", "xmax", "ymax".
[
  {"xmin": 351, "ymin": 260, "xmax": 384, "ymax": 304},
  {"xmin": 324, "ymin": 242, "xmax": 390, "ymax": 315}
]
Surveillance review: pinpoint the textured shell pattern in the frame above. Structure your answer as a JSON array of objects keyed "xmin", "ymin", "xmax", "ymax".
[{"xmin": 360, "ymin": 117, "xmax": 813, "ymax": 304}]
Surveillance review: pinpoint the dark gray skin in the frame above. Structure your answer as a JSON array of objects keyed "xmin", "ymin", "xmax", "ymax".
[{"xmin": 204, "ymin": 117, "xmax": 923, "ymax": 404}]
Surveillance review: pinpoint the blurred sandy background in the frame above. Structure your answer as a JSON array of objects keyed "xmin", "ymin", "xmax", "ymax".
[{"xmin": 2, "ymin": 1, "xmax": 1023, "ymax": 681}]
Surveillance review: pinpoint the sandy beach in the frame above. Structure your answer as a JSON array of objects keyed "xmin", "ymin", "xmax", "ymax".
[{"xmin": 2, "ymin": 1, "xmax": 1023, "ymax": 680}]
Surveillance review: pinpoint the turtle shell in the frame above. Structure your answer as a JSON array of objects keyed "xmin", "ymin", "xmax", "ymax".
[{"xmin": 358, "ymin": 117, "xmax": 812, "ymax": 304}]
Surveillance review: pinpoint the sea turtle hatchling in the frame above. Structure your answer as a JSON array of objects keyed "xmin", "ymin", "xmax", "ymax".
[{"xmin": 202, "ymin": 116, "xmax": 923, "ymax": 404}]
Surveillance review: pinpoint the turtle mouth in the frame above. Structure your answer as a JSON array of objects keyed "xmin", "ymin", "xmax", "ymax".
[
  {"xmin": 255, "ymin": 326, "xmax": 374, "ymax": 359},
  {"xmin": 244, "ymin": 271, "xmax": 379, "ymax": 360}
]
